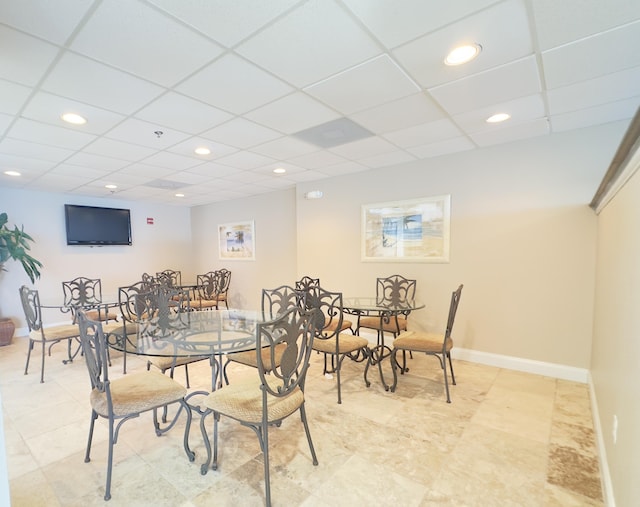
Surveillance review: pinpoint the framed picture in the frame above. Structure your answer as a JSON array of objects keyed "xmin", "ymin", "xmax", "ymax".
[
  {"xmin": 361, "ymin": 195, "xmax": 451, "ymax": 263},
  {"xmin": 218, "ymin": 221, "xmax": 255, "ymax": 260}
]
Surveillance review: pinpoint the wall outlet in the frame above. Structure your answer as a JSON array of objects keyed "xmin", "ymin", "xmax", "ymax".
[{"xmin": 613, "ymin": 415, "xmax": 618, "ymax": 444}]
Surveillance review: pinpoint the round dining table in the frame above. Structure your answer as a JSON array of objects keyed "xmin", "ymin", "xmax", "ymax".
[{"xmin": 343, "ymin": 297, "xmax": 425, "ymax": 391}]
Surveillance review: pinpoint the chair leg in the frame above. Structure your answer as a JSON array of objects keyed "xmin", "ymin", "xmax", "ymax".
[
  {"xmin": 299, "ymin": 404, "xmax": 318, "ymax": 466},
  {"xmin": 389, "ymin": 348, "xmax": 400, "ymax": 392},
  {"xmin": 24, "ymin": 339, "xmax": 34, "ymax": 376},
  {"xmin": 442, "ymin": 353, "xmax": 451, "ymax": 404},
  {"xmin": 448, "ymin": 352, "xmax": 456, "ymax": 385},
  {"xmin": 84, "ymin": 410, "xmax": 98, "ymax": 464},
  {"xmin": 105, "ymin": 417, "xmax": 115, "ymax": 500},
  {"xmin": 39, "ymin": 341, "xmax": 46, "ymax": 383}
]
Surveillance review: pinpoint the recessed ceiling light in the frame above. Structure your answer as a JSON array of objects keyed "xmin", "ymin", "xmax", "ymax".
[
  {"xmin": 175, "ymin": 193, "xmax": 185, "ymax": 197},
  {"xmin": 486, "ymin": 113, "xmax": 511, "ymax": 123},
  {"xmin": 273, "ymin": 167, "xmax": 286, "ymax": 174},
  {"xmin": 105, "ymin": 184, "xmax": 117, "ymax": 189},
  {"xmin": 444, "ymin": 44, "xmax": 482, "ymax": 66},
  {"xmin": 4, "ymin": 170, "xmax": 21, "ymax": 177},
  {"xmin": 194, "ymin": 147, "xmax": 211, "ymax": 155},
  {"xmin": 61, "ymin": 112, "xmax": 87, "ymax": 125}
]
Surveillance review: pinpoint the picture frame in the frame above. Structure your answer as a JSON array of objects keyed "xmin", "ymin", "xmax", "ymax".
[
  {"xmin": 361, "ymin": 195, "xmax": 451, "ymax": 263},
  {"xmin": 218, "ymin": 220, "xmax": 255, "ymax": 260}
]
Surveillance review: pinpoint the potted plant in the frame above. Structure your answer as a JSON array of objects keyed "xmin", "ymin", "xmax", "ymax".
[{"xmin": 0, "ymin": 212, "xmax": 43, "ymax": 345}]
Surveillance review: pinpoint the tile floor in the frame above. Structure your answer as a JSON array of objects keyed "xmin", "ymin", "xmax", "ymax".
[{"xmin": 0, "ymin": 335, "xmax": 604, "ymax": 506}]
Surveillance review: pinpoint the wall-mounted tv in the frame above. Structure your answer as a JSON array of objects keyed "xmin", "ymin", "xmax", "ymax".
[{"xmin": 65, "ymin": 204, "xmax": 132, "ymax": 246}]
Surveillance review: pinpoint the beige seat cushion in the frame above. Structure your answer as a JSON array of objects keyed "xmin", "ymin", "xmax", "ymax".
[
  {"xmin": 191, "ymin": 299, "xmax": 218, "ymax": 310},
  {"xmin": 393, "ymin": 331, "xmax": 452, "ymax": 353},
  {"xmin": 312, "ymin": 332, "xmax": 368, "ymax": 355},
  {"xmin": 90, "ymin": 370, "xmax": 186, "ymax": 417},
  {"xmin": 203, "ymin": 376, "xmax": 303, "ymax": 424},
  {"xmin": 30, "ymin": 324, "xmax": 79, "ymax": 341},
  {"xmin": 228, "ymin": 343, "xmax": 286, "ymax": 371},
  {"xmin": 323, "ymin": 319, "xmax": 353, "ymax": 333},
  {"xmin": 148, "ymin": 355, "xmax": 209, "ymax": 370},
  {"xmin": 86, "ymin": 309, "xmax": 119, "ymax": 322},
  {"xmin": 359, "ymin": 315, "xmax": 407, "ymax": 333}
]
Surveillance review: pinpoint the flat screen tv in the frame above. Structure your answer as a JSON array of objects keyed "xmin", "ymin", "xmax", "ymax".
[{"xmin": 65, "ymin": 204, "xmax": 132, "ymax": 246}]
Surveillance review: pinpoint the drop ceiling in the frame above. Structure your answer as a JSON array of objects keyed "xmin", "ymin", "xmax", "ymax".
[{"xmin": 0, "ymin": 0, "xmax": 639, "ymax": 207}]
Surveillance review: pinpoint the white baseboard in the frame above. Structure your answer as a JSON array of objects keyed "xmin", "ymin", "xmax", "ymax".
[
  {"xmin": 588, "ymin": 373, "xmax": 616, "ymax": 507},
  {"xmin": 451, "ymin": 347, "xmax": 589, "ymax": 383}
]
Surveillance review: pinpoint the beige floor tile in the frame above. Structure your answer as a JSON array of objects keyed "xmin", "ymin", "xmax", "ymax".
[{"xmin": 0, "ymin": 336, "xmax": 604, "ymax": 506}]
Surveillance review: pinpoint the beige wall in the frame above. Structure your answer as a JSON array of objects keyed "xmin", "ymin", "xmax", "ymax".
[
  {"xmin": 296, "ymin": 123, "xmax": 628, "ymax": 369},
  {"xmin": 0, "ymin": 189, "xmax": 192, "ymax": 329},
  {"xmin": 592, "ymin": 166, "xmax": 640, "ymax": 506},
  {"xmin": 190, "ymin": 188, "xmax": 298, "ymax": 310}
]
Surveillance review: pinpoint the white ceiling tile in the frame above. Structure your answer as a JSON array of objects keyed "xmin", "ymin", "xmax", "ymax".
[
  {"xmin": 236, "ymin": 0, "xmax": 381, "ymax": 87},
  {"xmin": 0, "ymin": 80, "xmax": 32, "ymax": 115},
  {"xmin": 22, "ymin": 91, "xmax": 126, "ymax": 135},
  {"xmin": 343, "ymin": 0, "xmax": 500, "ymax": 48},
  {"xmin": 106, "ymin": 118, "xmax": 191, "ymax": 149},
  {"xmin": 329, "ymin": 136, "xmax": 398, "ymax": 159},
  {"xmin": 83, "ymin": 138, "xmax": 156, "ymax": 162},
  {"xmin": 288, "ymin": 150, "xmax": 347, "ymax": 169},
  {"xmin": 252, "ymin": 162, "xmax": 307, "ymax": 176},
  {"xmin": 305, "ymin": 55, "xmax": 419, "ymax": 115},
  {"xmin": 159, "ymin": 171, "xmax": 210, "ymax": 185},
  {"xmin": 245, "ymin": 92, "xmax": 340, "ymax": 134},
  {"xmin": 215, "ymin": 151, "xmax": 276, "ymax": 170},
  {"xmin": 358, "ymin": 150, "xmax": 417, "ymax": 169},
  {"xmin": 282, "ymin": 169, "xmax": 329, "ymax": 183},
  {"xmin": 135, "ymin": 93, "xmax": 233, "ymax": 135},
  {"xmin": 0, "ymin": 153, "xmax": 55, "ymax": 175},
  {"xmin": 30, "ymin": 172, "xmax": 90, "ymax": 191},
  {"xmin": 532, "ymin": 0, "xmax": 640, "ymax": 51},
  {"xmin": 252, "ymin": 137, "xmax": 319, "ymax": 159},
  {"xmin": 0, "ymin": 26, "xmax": 59, "ymax": 86},
  {"xmin": 167, "ymin": 136, "xmax": 238, "ymax": 161},
  {"xmin": 452, "ymin": 94, "xmax": 545, "ymax": 134},
  {"xmin": 71, "ymin": 0, "xmax": 223, "ymax": 86},
  {"xmin": 141, "ymin": 151, "xmax": 204, "ymax": 171},
  {"xmin": 64, "ymin": 152, "xmax": 129, "ymax": 171},
  {"xmin": 7, "ymin": 118, "xmax": 96, "ymax": 150},
  {"xmin": 470, "ymin": 118, "xmax": 549, "ymax": 146},
  {"xmin": 317, "ymin": 161, "xmax": 370, "ymax": 176},
  {"xmin": 49, "ymin": 163, "xmax": 110, "ymax": 180},
  {"xmin": 184, "ymin": 162, "xmax": 241, "ymax": 179},
  {"xmin": 542, "ymin": 21, "xmax": 640, "ymax": 89},
  {"xmin": 0, "ymin": 0, "xmax": 94, "ymax": 45},
  {"xmin": 0, "ymin": 113, "xmax": 11, "ymax": 134},
  {"xmin": 148, "ymin": 0, "xmax": 299, "ymax": 47},
  {"xmin": 547, "ymin": 66, "xmax": 640, "ymax": 115},
  {"xmin": 41, "ymin": 52, "xmax": 165, "ymax": 114},
  {"xmin": 407, "ymin": 137, "xmax": 475, "ymax": 159},
  {"xmin": 428, "ymin": 56, "xmax": 541, "ymax": 115},
  {"xmin": 223, "ymin": 170, "xmax": 270, "ymax": 184},
  {"xmin": 393, "ymin": 0, "xmax": 533, "ymax": 88},
  {"xmin": 202, "ymin": 118, "xmax": 282, "ymax": 148},
  {"xmin": 350, "ymin": 93, "xmax": 446, "ymax": 134},
  {"xmin": 118, "ymin": 163, "xmax": 174, "ymax": 179},
  {"xmin": 177, "ymin": 54, "xmax": 293, "ymax": 115},
  {"xmin": 550, "ymin": 97, "xmax": 639, "ymax": 132},
  {"xmin": 0, "ymin": 138, "xmax": 74, "ymax": 163},
  {"xmin": 384, "ymin": 118, "xmax": 465, "ymax": 148}
]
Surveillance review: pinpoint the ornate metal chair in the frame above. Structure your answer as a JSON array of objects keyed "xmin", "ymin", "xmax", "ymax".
[
  {"xmin": 391, "ymin": 284, "xmax": 463, "ymax": 403},
  {"xmin": 356, "ymin": 274, "xmax": 417, "ymax": 342},
  {"xmin": 75, "ymin": 310, "xmax": 193, "ymax": 501},
  {"xmin": 156, "ymin": 269, "xmax": 181, "ymax": 288},
  {"xmin": 305, "ymin": 287, "xmax": 369, "ymax": 404},
  {"xmin": 62, "ymin": 276, "xmax": 118, "ymax": 322},
  {"xmin": 296, "ymin": 276, "xmax": 353, "ymax": 333},
  {"xmin": 199, "ymin": 306, "xmax": 318, "ymax": 507},
  {"xmin": 143, "ymin": 284, "xmax": 210, "ymax": 388},
  {"xmin": 214, "ymin": 268, "xmax": 231, "ymax": 309},
  {"xmin": 19, "ymin": 285, "xmax": 82, "ymax": 383},
  {"xmin": 221, "ymin": 284, "xmax": 301, "ymax": 384},
  {"xmin": 190, "ymin": 271, "xmax": 221, "ymax": 311}
]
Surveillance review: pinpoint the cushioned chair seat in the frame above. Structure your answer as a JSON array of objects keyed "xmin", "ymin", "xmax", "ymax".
[
  {"xmin": 393, "ymin": 331, "xmax": 452, "ymax": 353},
  {"xmin": 86, "ymin": 308, "xmax": 119, "ymax": 322},
  {"xmin": 29, "ymin": 324, "xmax": 78, "ymax": 341},
  {"xmin": 324, "ymin": 319, "xmax": 353, "ymax": 333},
  {"xmin": 358, "ymin": 315, "xmax": 407, "ymax": 333},
  {"xmin": 227, "ymin": 343, "xmax": 286, "ymax": 370},
  {"xmin": 148, "ymin": 354, "xmax": 209, "ymax": 371},
  {"xmin": 312, "ymin": 332, "xmax": 368, "ymax": 354},
  {"xmin": 191, "ymin": 299, "xmax": 218, "ymax": 310},
  {"xmin": 203, "ymin": 376, "xmax": 304, "ymax": 424},
  {"xmin": 90, "ymin": 370, "xmax": 187, "ymax": 417}
]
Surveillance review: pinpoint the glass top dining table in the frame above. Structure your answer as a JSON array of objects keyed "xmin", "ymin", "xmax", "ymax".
[{"xmin": 107, "ymin": 309, "xmax": 262, "ymax": 358}]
